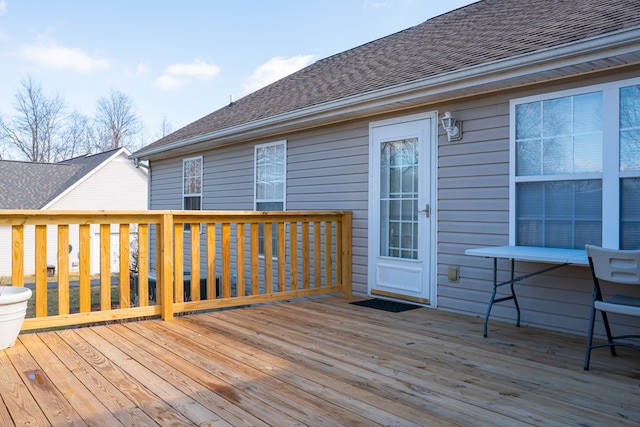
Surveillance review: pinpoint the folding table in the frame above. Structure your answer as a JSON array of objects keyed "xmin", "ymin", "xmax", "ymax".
[{"xmin": 465, "ymin": 245, "xmax": 588, "ymax": 337}]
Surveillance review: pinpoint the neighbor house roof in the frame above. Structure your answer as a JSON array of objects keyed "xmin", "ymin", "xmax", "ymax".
[
  {"xmin": 134, "ymin": 0, "xmax": 640, "ymax": 159},
  {"xmin": 0, "ymin": 148, "xmax": 127, "ymax": 209}
]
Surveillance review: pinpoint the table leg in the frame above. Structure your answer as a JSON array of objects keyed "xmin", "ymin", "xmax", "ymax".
[
  {"xmin": 483, "ymin": 260, "xmax": 568, "ymax": 337},
  {"xmin": 483, "ymin": 257, "xmax": 498, "ymax": 337},
  {"xmin": 510, "ymin": 259, "xmax": 521, "ymax": 327}
]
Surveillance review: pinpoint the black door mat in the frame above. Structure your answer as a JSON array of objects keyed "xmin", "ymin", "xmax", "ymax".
[{"xmin": 349, "ymin": 298, "xmax": 421, "ymax": 313}]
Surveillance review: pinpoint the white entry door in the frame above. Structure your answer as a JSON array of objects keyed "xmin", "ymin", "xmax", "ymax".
[{"xmin": 368, "ymin": 113, "xmax": 436, "ymax": 305}]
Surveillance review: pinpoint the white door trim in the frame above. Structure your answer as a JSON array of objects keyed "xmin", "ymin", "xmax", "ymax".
[{"xmin": 367, "ymin": 111, "xmax": 438, "ymax": 307}]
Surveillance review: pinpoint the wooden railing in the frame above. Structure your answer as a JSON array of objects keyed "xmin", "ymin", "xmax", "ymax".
[{"xmin": 0, "ymin": 210, "xmax": 352, "ymax": 331}]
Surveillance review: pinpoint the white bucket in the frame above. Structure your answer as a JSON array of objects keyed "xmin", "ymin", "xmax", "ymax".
[{"xmin": 0, "ymin": 286, "xmax": 32, "ymax": 350}]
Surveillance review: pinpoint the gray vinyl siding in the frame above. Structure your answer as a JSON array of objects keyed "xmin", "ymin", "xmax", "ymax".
[
  {"xmin": 436, "ymin": 69, "xmax": 640, "ymax": 338},
  {"xmin": 434, "ymin": 92, "xmax": 599, "ymax": 336},
  {"xmin": 437, "ymin": 97, "xmax": 511, "ymax": 319},
  {"xmin": 149, "ymin": 158, "xmax": 183, "ymax": 210},
  {"xmin": 288, "ymin": 123, "xmax": 370, "ymax": 292},
  {"xmin": 148, "ymin": 121, "xmax": 372, "ymax": 295},
  {"xmin": 147, "ymin": 68, "xmax": 640, "ymax": 339},
  {"xmin": 201, "ymin": 144, "xmax": 254, "ymax": 210}
]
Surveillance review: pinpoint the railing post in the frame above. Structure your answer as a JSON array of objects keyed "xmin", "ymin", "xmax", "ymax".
[
  {"xmin": 160, "ymin": 213, "xmax": 174, "ymax": 320},
  {"xmin": 11, "ymin": 225, "xmax": 24, "ymax": 287},
  {"xmin": 341, "ymin": 212, "xmax": 352, "ymax": 296}
]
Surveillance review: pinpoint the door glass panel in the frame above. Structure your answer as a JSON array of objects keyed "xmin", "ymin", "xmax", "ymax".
[{"xmin": 379, "ymin": 138, "xmax": 418, "ymax": 259}]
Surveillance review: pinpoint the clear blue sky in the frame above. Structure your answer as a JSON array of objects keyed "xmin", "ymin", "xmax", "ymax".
[{"xmin": 0, "ymin": 0, "xmax": 477, "ymax": 146}]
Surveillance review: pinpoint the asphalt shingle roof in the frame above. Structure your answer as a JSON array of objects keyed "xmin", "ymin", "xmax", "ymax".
[
  {"xmin": 0, "ymin": 148, "xmax": 122, "ymax": 209},
  {"xmin": 139, "ymin": 0, "xmax": 640, "ymax": 154}
]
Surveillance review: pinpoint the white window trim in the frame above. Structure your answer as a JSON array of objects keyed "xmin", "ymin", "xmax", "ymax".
[
  {"xmin": 182, "ymin": 155, "xmax": 203, "ymax": 233},
  {"xmin": 254, "ymin": 140, "xmax": 287, "ymax": 259},
  {"xmin": 254, "ymin": 140, "xmax": 287, "ymax": 211},
  {"xmin": 508, "ymin": 77, "xmax": 640, "ymax": 249}
]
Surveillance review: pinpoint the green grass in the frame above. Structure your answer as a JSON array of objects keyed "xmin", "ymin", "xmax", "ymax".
[{"xmin": 25, "ymin": 285, "xmax": 123, "ymax": 318}]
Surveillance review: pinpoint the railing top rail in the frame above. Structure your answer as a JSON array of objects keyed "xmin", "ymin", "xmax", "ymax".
[
  {"xmin": 0, "ymin": 210, "xmax": 351, "ymax": 226},
  {"xmin": 171, "ymin": 210, "xmax": 351, "ymax": 223},
  {"xmin": 0, "ymin": 210, "xmax": 163, "ymax": 226}
]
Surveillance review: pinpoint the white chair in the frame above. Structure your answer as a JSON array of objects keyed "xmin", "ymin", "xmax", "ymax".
[{"xmin": 584, "ymin": 244, "xmax": 640, "ymax": 370}]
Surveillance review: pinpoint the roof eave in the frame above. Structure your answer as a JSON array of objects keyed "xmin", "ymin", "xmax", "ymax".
[{"xmin": 135, "ymin": 26, "xmax": 640, "ymax": 161}]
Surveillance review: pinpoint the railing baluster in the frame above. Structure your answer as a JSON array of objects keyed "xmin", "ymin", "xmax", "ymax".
[
  {"xmin": 250, "ymin": 223, "xmax": 259, "ymax": 296},
  {"xmin": 314, "ymin": 222, "xmax": 321, "ymax": 288},
  {"xmin": 138, "ymin": 223, "xmax": 149, "ymax": 306},
  {"xmin": 207, "ymin": 223, "xmax": 216, "ymax": 299},
  {"xmin": 99, "ymin": 224, "xmax": 111, "ymax": 311},
  {"xmin": 236, "ymin": 223, "xmax": 245, "ymax": 297},
  {"xmin": 264, "ymin": 223, "xmax": 273, "ymax": 294},
  {"xmin": 325, "ymin": 221, "xmax": 333, "ymax": 287},
  {"xmin": 35, "ymin": 225, "xmax": 48, "ymax": 317},
  {"xmin": 58, "ymin": 225, "xmax": 70, "ymax": 315},
  {"xmin": 222, "ymin": 222, "xmax": 231, "ymax": 298},
  {"xmin": 79, "ymin": 224, "xmax": 91, "ymax": 313},
  {"xmin": 119, "ymin": 224, "xmax": 130, "ymax": 309},
  {"xmin": 302, "ymin": 222, "xmax": 310, "ymax": 289},
  {"xmin": 290, "ymin": 222, "xmax": 298, "ymax": 291},
  {"xmin": 190, "ymin": 223, "xmax": 200, "ymax": 301},
  {"xmin": 155, "ymin": 224, "xmax": 161, "ymax": 306},
  {"xmin": 277, "ymin": 222, "xmax": 285, "ymax": 292},
  {"xmin": 174, "ymin": 223, "xmax": 184, "ymax": 303}
]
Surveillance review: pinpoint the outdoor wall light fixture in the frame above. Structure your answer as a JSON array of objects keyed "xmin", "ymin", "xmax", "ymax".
[{"xmin": 440, "ymin": 111, "xmax": 462, "ymax": 142}]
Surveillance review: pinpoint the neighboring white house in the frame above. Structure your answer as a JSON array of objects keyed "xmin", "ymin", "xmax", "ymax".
[{"xmin": 0, "ymin": 147, "xmax": 148, "ymax": 276}]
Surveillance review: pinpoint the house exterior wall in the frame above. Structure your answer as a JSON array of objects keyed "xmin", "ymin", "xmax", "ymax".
[
  {"xmin": 147, "ymin": 68, "xmax": 640, "ymax": 338},
  {"xmin": 435, "ymin": 89, "xmax": 597, "ymax": 334},
  {"xmin": 48, "ymin": 154, "xmax": 148, "ymax": 211},
  {"xmin": 437, "ymin": 68, "xmax": 640, "ymax": 337},
  {"xmin": 50, "ymin": 153, "xmax": 148, "ymax": 275},
  {"xmin": 0, "ymin": 225, "xmax": 80, "ymax": 279},
  {"xmin": 0, "ymin": 153, "xmax": 148, "ymax": 278},
  {"xmin": 149, "ymin": 122, "xmax": 370, "ymax": 287},
  {"xmin": 0, "ymin": 227, "xmax": 16, "ymax": 282}
]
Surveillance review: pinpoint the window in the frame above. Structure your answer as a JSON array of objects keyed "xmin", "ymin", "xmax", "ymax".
[
  {"xmin": 255, "ymin": 141, "xmax": 286, "ymax": 254},
  {"xmin": 183, "ymin": 156, "xmax": 202, "ymax": 231},
  {"xmin": 511, "ymin": 78, "xmax": 640, "ymax": 249}
]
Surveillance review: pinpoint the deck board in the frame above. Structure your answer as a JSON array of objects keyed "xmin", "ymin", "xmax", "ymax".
[
  {"xmin": 2, "ymin": 296, "xmax": 639, "ymax": 426},
  {"xmin": 38, "ymin": 330, "xmax": 160, "ymax": 426}
]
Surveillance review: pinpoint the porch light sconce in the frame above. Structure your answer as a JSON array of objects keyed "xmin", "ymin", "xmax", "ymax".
[{"xmin": 440, "ymin": 111, "xmax": 462, "ymax": 142}]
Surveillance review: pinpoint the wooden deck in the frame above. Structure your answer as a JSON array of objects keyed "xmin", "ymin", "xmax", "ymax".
[{"xmin": 1, "ymin": 296, "xmax": 639, "ymax": 426}]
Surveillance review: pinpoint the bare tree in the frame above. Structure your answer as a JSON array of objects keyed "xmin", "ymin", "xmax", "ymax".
[
  {"xmin": 0, "ymin": 76, "xmax": 66, "ymax": 162},
  {"xmin": 158, "ymin": 115, "xmax": 173, "ymax": 138},
  {"xmin": 58, "ymin": 110, "xmax": 98, "ymax": 159},
  {"xmin": 94, "ymin": 90, "xmax": 140, "ymax": 150}
]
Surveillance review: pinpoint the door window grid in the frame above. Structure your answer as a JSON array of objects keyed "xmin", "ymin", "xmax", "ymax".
[{"xmin": 380, "ymin": 138, "xmax": 419, "ymax": 260}]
